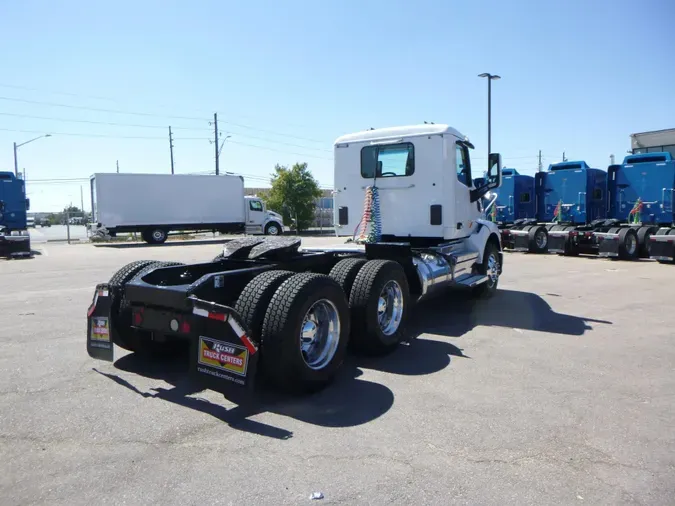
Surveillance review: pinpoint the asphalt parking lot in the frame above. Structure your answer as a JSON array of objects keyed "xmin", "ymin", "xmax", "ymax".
[{"xmin": 1, "ymin": 239, "xmax": 674, "ymax": 505}]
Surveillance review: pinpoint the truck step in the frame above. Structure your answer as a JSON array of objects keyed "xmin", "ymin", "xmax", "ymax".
[{"xmin": 456, "ymin": 274, "xmax": 489, "ymax": 287}]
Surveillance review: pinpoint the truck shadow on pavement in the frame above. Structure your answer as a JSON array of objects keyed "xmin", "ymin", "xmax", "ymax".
[
  {"xmin": 93, "ymin": 288, "xmax": 609, "ymax": 439},
  {"xmin": 409, "ymin": 288, "xmax": 612, "ymax": 338}
]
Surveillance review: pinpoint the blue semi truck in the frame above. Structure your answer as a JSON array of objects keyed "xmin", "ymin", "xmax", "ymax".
[
  {"xmin": 582, "ymin": 152, "xmax": 675, "ymax": 262},
  {"xmin": 0, "ymin": 171, "xmax": 32, "ymax": 259},
  {"xmin": 547, "ymin": 128, "xmax": 675, "ymax": 262},
  {"xmin": 492, "ymin": 161, "xmax": 607, "ymax": 254}
]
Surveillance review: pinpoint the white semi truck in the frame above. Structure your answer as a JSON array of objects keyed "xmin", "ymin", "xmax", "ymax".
[
  {"xmin": 88, "ymin": 172, "xmax": 285, "ymax": 244},
  {"xmin": 86, "ymin": 123, "xmax": 503, "ymax": 395}
]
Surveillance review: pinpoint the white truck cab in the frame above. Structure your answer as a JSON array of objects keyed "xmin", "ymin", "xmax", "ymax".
[
  {"xmin": 244, "ymin": 195, "xmax": 285, "ymax": 235},
  {"xmin": 333, "ymin": 124, "xmax": 501, "ymax": 240},
  {"xmin": 330, "ymin": 123, "xmax": 503, "ymax": 298}
]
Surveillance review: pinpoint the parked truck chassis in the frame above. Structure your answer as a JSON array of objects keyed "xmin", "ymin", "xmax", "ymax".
[{"xmin": 87, "ymin": 235, "xmax": 503, "ymax": 395}]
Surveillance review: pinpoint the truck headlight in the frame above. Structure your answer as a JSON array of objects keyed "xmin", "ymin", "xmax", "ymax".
[{"xmin": 10, "ymin": 230, "xmax": 29, "ymax": 236}]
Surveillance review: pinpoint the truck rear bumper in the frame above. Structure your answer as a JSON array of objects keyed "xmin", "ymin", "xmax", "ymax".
[
  {"xmin": 503, "ymin": 229, "xmax": 530, "ymax": 252},
  {"xmin": 649, "ymin": 234, "xmax": 675, "ymax": 262},
  {"xmin": 0, "ymin": 234, "xmax": 32, "ymax": 258},
  {"xmin": 594, "ymin": 232, "xmax": 620, "ymax": 257},
  {"xmin": 547, "ymin": 230, "xmax": 569, "ymax": 254},
  {"xmin": 86, "ymin": 283, "xmax": 259, "ymax": 392}
]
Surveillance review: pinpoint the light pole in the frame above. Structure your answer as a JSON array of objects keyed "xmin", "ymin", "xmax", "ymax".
[
  {"xmin": 478, "ymin": 73, "xmax": 500, "ymax": 167},
  {"xmin": 14, "ymin": 134, "xmax": 51, "ymax": 177}
]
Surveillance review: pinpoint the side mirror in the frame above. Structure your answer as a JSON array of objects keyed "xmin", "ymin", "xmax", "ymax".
[
  {"xmin": 486, "ymin": 153, "xmax": 502, "ymax": 190},
  {"xmin": 0, "ymin": 200, "xmax": 5, "ymax": 211},
  {"xmin": 26, "ymin": 198, "xmax": 30, "ymax": 211},
  {"xmin": 470, "ymin": 153, "xmax": 502, "ymax": 202}
]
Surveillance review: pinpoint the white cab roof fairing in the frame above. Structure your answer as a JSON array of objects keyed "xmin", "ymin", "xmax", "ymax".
[{"xmin": 334, "ymin": 124, "xmax": 469, "ymax": 146}]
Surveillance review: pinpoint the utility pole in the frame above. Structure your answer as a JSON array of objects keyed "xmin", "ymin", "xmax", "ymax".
[
  {"xmin": 116, "ymin": 160, "xmax": 119, "ymax": 173},
  {"xmin": 80, "ymin": 185, "xmax": 84, "ymax": 213},
  {"xmin": 13, "ymin": 143, "xmax": 18, "ymax": 177},
  {"xmin": 538, "ymin": 150, "xmax": 543, "ymax": 172},
  {"xmin": 213, "ymin": 113, "xmax": 220, "ymax": 175},
  {"xmin": 169, "ymin": 126, "xmax": 175, "ymax": 174},
  {"xmin": 478, "ymin": 73, "xmax": 501, "ymax": 169}
]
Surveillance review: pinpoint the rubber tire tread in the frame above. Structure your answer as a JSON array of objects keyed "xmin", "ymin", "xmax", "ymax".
[
  {"xmin": 107, "ymin": 260, "xmax": 157, "ymax": 350},
  {"xmin": 116, "ymin": 261, "xmax": 186, "ymax": 353},
  {"xmin": 260, "ymin": 272, "xmax": 350, "ymax": 393},
  {"xmin": 349, "ymin": 260, "xmax": 410, "ymax": 356},
  {"xmin": 473, "ymin": 241, "xmax": 500, "ymax": 299},
  {"xmin": 618, "ymin": 228, "xmax": 639, "ymax": 260},
  {"xmin": 109, "ymin": 259, "xmax": 157, "ymax": 287},
  {"xmin": 329, "ymin": 258, "xmax": 368, "ymax": 302},
  {"xmin": 234, "ymin": 269, "xmax": 295, "ymax": 344}
]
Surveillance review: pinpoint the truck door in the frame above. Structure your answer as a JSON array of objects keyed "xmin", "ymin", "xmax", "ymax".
[
  {"xmin": 246, "ymin": 199, "xmax": 265, "ymax": 234},
  {"xmin": 454, "ymin": 142, "xmax": 479, "ymax": 237}
]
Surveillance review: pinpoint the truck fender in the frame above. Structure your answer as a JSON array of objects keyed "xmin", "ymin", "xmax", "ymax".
[{"xmin": 465, "ymin": 219, "xmax": 501, "ymax": 264}]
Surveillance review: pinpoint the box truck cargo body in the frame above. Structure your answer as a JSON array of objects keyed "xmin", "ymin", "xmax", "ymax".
[{"xmin": 89, "ymin": 173, "xmax": 284, "ymax": 244}]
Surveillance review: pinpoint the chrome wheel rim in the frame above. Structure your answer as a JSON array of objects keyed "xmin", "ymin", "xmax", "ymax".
[
  {"xmin": 377, "ymin": 280, "xmax": 404, "ymax": 336},
  {"xmin": 152, "ymin": 230, "xmax": 165, "ymax": 241},
  {"xmin": 268, "ymin": 225, "xmax": 279, "ymax": 235},
  {"xmin": 300, "ymin": 299, "xmax": 340, "ymax": 370},
  {"xmin": 487, "ymin": 253, "xmax": 499, "ymax": 287},
  {"xmin": 535, "ymin": 230, "xmax": 547, "ymax": 249},
  {"xmin": 626, "ymin": 234, "xmax": 637, "ymax": 255}
]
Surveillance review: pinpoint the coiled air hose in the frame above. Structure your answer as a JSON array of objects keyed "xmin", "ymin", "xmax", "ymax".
[{"xmin": 355, "ymin": 185, "xmax": 382, "ymax": 243}]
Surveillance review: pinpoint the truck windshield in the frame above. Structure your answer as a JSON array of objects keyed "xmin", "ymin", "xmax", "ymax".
[{"xmin": 361, "ymin": 143, "xmax": 414, "ymax": 178}]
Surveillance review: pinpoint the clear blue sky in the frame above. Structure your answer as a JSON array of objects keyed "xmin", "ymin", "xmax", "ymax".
[{"xmin": 1, "ymin": 0, "xmax": 673, "ymax": 212}]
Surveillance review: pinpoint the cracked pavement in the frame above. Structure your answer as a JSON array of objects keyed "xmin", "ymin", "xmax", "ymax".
[{"xmin": 1, "ymin": 239, "xmax": 674, "ymax": 505}]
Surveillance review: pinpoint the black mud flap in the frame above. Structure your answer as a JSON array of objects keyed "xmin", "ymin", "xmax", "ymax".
[
  {"xmin": 547, "ymin": 233, "xmax": 568, "ymax": 254},
  {"xmin": 86, "ymin": 284, "xmax": 115, "ymax": 362},
  {"xmin": 188, "ymin": 296, "xmax": 259, "ymax": 393}
]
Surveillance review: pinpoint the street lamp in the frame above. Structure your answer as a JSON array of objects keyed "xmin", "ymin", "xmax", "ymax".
[
  {"xmin": 14, "ymin": 134, "xmax": 51, "ymax": 177},
  {"xmin": 478, "ymin": 73, "xmax": 500, "ymax": 167}
]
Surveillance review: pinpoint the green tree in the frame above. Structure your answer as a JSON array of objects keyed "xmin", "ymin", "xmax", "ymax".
[{"xmin": 263, "ymin": 162, "xmax": 322, "ymax": 232}]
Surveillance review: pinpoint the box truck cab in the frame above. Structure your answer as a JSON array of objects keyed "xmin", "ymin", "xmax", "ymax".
[{"xmin": 244, "ymin": 195, "xmax": 285, "ymax": 236}]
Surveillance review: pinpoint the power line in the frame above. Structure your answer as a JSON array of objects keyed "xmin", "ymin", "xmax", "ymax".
[
  {"xmin": 0, "ymin": 111, "xmax": 211, "ymax": 131},
  {"xmin": 0, "ymin": 95, "xmax": 208, "ymax": 122},
  {"xmin": 0, "ymin": 127, "xmax": 206, "ymax": 140}
]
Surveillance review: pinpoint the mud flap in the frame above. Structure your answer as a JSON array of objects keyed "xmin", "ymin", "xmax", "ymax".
[
  {"xmin": 86, "ymin": 284, "xmax": 115, "ymax": 362},
  {"xmin": 596, "ymin": 234, "xmax": 620, "ymax": 257},
  {"xmin": 548, "ymin": 231, "xmax": 569, "ymax": 254},
  {"xmin": 188, "ymin": 296, "xmax": 259, "ymax": 393}
]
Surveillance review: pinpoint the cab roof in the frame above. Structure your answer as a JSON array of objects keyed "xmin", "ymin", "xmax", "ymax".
[{"xmin": 334, "ymin": 124, "xmax": 467, "ymax": 146}]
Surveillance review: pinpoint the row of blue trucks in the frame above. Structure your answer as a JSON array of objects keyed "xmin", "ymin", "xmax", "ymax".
[
  {"xmin": 0, "ymin": 171, "xmax": 32, "ymax": 259},
  {"xmin": 477, "ymin": 149, "xmax": 675, "ymax": 264}
]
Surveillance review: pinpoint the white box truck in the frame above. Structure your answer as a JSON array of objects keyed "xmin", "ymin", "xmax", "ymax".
[{"xmin": 89, "ymin": 173, "xmax": 285, "ymax": 244}]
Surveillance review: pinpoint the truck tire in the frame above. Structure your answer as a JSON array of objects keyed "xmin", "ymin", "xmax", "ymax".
[
  {"xmin": 107, "ymin": 260, "xmax": 158, "ymax": 351},
  {"xmin": 115, "ymin": 261, "xmax": 186, "ymax": 354},
  {"xmin": 637, "ymin": 226, "xmax": 657, "ymax": 258},
  {"xmin": 145, "ymin": 228, "xmax": 168, "ymax": 244},
  {"xmin": 264, "ymin": 222, "xmax": 282, "ymax": 236},
  {"xmin": 348, "ymin": 260, "xmax": 410, "ymax": 355},
  {"xmin": 473, "ymin": 241, "xmax": 501, "ymax": 299},
  {"xmin": 329, "ymin": 258, "xmax": 368, "ymax": 301},
  {"xmin": 260, "ymin": 273, "xmax": 350, "ymax": 393},
  {"xmin": 527, "ymin": 225, "xmax": 548, "ymax": 254},
  {"xmin": 234, "ymin": 269, "xmax": 295, "ymax": 343},
  {"xmin": 562, "ymin": 226, "xmax": 579, "ymax": 256},
  {"xmin": 618, "ymin": 227, "xmax": 639, "ymax": 260}
]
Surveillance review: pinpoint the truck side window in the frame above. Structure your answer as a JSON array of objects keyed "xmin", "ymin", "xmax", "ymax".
[
  {"xmin": 455, "ymin": 145, "xmax": 471, "ymax": 186},
  {"xmin": 593, "ymin": 189, "xmax": 602, "ymax": 200},
  {"xmin": 249, "ymin": 200, "xmax": 263, "ymax": 212},
  {"xmin": 520, "ymin": 192, "xmax": 531, "ymax": 203},
  {"xmin": 361, "ymin": 143, "xmax": 414, "ymax": 178}
]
